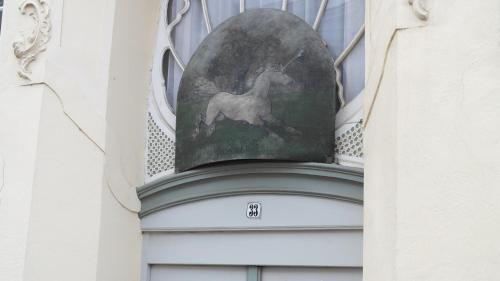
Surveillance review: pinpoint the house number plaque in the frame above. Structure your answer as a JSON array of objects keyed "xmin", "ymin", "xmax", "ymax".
[{"xmin": 246, "ymin": 202, "xmax": 261, "ymax": 219}]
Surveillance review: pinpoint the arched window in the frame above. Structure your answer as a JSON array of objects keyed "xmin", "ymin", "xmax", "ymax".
[{"xmin": 147, "ymin": 0, "xmax": 365, "ymax": 180}]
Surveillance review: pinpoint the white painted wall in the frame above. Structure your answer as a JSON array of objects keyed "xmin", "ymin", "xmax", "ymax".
[
  {"xmin": 0, "ymin": 0, "xmax": 159, "ymax": 280},
  {"xmin": 96, "ymin": 1, "xmax": 160, "ymax": 280},
  {"xmin": 364, "ymin": 0, "xmax": 500, "ymax": 280},
  {"xmin": 22, "ymin": 86, "xmax": 104, "ymax": 281},
  {"xmin": 0, "ymin": 86, "xmax": 43, "ymax": 281}
]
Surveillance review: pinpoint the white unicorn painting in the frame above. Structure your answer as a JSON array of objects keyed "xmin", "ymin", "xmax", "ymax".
[{"xmin": 195, "ymin": 50, "xmax": 304, "ymax": 140}]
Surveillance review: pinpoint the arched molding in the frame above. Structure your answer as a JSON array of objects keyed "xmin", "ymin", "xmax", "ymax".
[
  {"xmin": 137, "ymin": 162, "xmax": 363, "ymax": 217},
  {"xmin": 151, "ymin": 0, "xmax": 177, "ymax": 139}
]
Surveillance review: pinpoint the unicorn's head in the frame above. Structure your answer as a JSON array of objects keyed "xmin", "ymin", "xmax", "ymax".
[
  {"xmin": 248, "ymin": 49, "xmax": 305, "ymax": 93},
  {"xmin": 248, "ymin": 64, "xmax": 295, "ymax": 97},
  {"xmin": 266, "ymin": 68, "xmax": 294, "ymax": 86},
  {"xmin": 253, "ymin": 63, "xmax": 294, "ymax": 86},
  {"xmin": 261, "ymin": 49, "xmax": 304, "ymax": 87}
]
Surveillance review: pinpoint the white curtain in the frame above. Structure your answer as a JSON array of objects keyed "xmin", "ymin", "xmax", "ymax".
[
  {"xmin": 165, "ymin": 0, "xmax": 365, "ymax": 112},
  {"xmin": 339, "ymin": 0, "xmax": 365, "ymax": 103}
]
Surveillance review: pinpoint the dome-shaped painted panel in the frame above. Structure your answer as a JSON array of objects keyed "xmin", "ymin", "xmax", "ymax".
[{"xmin": 175, "ymin": 9, "xmax": 336, "ymax": 172}]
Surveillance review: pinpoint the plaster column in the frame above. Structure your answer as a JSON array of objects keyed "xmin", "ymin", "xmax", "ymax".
[
  {"xmin": 0, "ymin": 1, "xmax": 159, "ymax": 280},
  {"xmin": 364, "ymin": 0, "xmax": 500, "ymax": 280}
]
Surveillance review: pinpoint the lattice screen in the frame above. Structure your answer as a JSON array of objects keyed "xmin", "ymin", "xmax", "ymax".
[
  {"xmin": 335, "ymin": 120, "xmax": 364, "ymax": 159},
  {"xmin": 146, "ymin": 113, "xmax": 175, "ymax": 178}
]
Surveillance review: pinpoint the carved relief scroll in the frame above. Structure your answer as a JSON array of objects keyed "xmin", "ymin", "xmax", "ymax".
[
  {"xmin": 409, "ymin": 0, "xmax": 429, "ymax": 21},
  {"xmin": 13, "ymin": 0, "xmax": 51, "ymax": 80}
]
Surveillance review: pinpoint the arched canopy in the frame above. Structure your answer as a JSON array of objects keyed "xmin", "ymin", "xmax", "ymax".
[{"xmin": 137, "ymin": 162, "xmax": 363, "ymax": 217}]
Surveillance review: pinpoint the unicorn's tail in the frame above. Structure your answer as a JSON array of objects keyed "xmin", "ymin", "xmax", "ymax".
[{"xmin": 193, "ymin": 77, "xmax": 219, "ymax": 96}]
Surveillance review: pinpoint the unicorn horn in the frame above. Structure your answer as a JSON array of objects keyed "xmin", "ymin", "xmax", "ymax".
[{"xmin": 282, "ymin": 49, "xmax": 304, "ymax": 72}]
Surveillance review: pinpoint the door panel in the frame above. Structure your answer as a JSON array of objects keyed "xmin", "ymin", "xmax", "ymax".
[
  {"xmin": 144, "ymin": 230, "xmax": 362, "ymax": 267},
  {"xmin": 150, "ymin": 265, "xmax": 247, "ymax": 281},
  {"xmin": 149, "ymin": 265, "xmax": 362, "ymax": 281},
  {"xmin": 262, "ymin": 267, "xmax": 362, "ymax": 281}
]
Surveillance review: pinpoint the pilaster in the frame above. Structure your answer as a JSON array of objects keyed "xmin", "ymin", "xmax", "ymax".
[{"xmin": 364, "ymin": 0, "xmax": 500, "ymax": 280}]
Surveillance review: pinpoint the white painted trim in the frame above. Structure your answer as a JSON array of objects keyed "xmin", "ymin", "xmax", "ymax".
[
  {"xmin": 151, "ymin": 0, "xmax": 177, "ymax": 139},
  {"xmin": 334, "ymin": 91, "xmax": 364, "ymax": 169},
  {"xmin": 336, "ymin": 154, "xmax": 363, "ymax": 169},
  {"xmin": 240, "ymin": 0, "xmax": 245, "ymax": 13},
  {"xmin": 281, "ymin": 0, "xmax": 288, "ymax": 11},
  {"xmin": 334, "ymin": 24, "xmax": 365, "ymax": 108},
  {"xmin": 148, "ymin": 97, "xmax": 175, "ymax": 138},
  {"xmin": 151, "ymin": 0, "xmax": 192, "ymax": 139},
  {"xmin": 142, "ymin": 225, "xmax": 363, "ymax": 233},
  {"xmin": 336, "ymin": 90, "xmax": 364, "ymax": 129},
  {"xmin": 147, "ymin": 168, "xmax": 175, "ymax": 183},
  {"xmin": 201, "ymin": 0, "xmax": 212, "ymax": 33},
  {"xmin": 312, "ymin": 0, "xmax": 328, "ymax": 31}
]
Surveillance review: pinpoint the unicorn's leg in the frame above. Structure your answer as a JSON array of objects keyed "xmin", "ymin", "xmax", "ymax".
[
  {"xmin": 260, "ymin": 114, "xmax": 281, "ymax": 126},
  {"xmin": 192, "ymin": 113, "xmax": 203, "ymax": 139},
  {"xmin": 204, "ymin": 102, "xmax": 219, "ymax": 126},
  {"xmin": 205, "ymin": 103, "xmax": 221, "ymax": 137},
  {"xmin": 261, "ymin": 114, "xmax": 301, "ymax": 135},
  {"xmin": 206, "ymin": 124, "xmax": 216, "ymax": 137},
  {"xmin": 284, "ymin": 125, "xmax": 301, "ymax": 135},
  {"xmin": 263, "ymin": 127, "xmax": 284, "ymax": 143},
  {"xmin": 216, "ymin": 113, "xmax": 225, "ymax": 121}
]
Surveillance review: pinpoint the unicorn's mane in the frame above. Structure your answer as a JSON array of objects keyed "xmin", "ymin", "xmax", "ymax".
[{"xmin": 246, "ymin": 64, "xmax": 281, "ymax": 89}]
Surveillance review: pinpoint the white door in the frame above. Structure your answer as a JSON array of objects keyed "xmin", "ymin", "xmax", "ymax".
[{"xmin": 142, "ymin": 194, "xmax": 362, "ymax": 281}]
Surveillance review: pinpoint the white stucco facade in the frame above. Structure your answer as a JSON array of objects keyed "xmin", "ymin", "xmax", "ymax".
[
  {"xmin": 0, "ymin": 0, "xmax": 160, "ymax": 280},
  {"xmin": 364, "ymin": 0, "xmax": 500, "ymax": 280},
  {"xmin": 0, "ymin": 0, "xmax": 499, "ymax": 280}
]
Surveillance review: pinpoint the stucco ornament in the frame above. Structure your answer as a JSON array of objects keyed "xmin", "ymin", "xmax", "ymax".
[
  {"xmin": 175, "ymin": 9, "xmax": 336, "ymax": 172},
  {"xmin": 409, "ymin": 0, "xmax": 429, "ymax": 21},
  {"xmin": 13, "ymin": 0, "xmax": 51, "ymax": 80}
]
